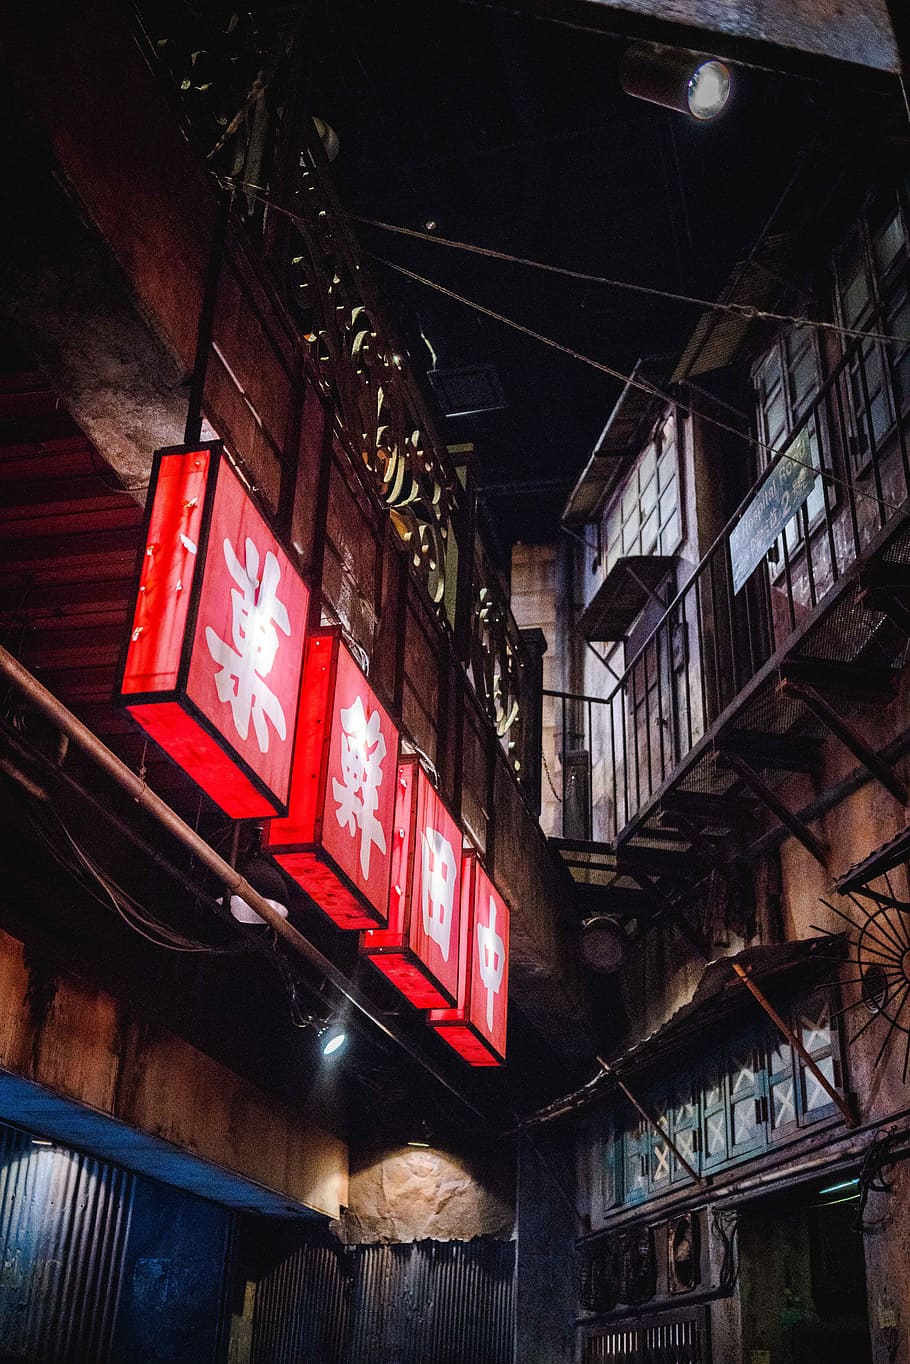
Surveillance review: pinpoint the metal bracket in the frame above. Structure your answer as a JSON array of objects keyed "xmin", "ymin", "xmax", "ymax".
[
  {"xmin": 717, "ymin": 750, "xmax": 828, "ymax": 868},
  {"xmin": 779, "ymin": 675, "xmax": 908, "ymax": 806}
]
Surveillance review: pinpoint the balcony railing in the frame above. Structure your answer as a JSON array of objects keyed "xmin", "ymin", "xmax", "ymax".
[{"xmin": 546, "ymin": 327, "xmax": 910, "ymax": 846}]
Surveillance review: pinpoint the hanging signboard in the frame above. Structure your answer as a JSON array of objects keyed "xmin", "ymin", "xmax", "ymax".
[
  {"xmin": 428, "ymin": 850, "xmax": 509, "ymax": 1066},
  {"xmin": 729, "ymin": 429, "xmax": 817, "ymax": 594},
  {"xmin": 118, "ymin": 442, "xmax": 309, "ymax": 817},
  {"xmin": 360, "ymin": 757, "xmax": 463, "ymax": 1007},
  {"xmin": 266, "ymin": 629, "xmax": 399, "ymax": 929}
]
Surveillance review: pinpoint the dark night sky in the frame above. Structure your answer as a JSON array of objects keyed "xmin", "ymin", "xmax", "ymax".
[{"xmin": 297, "ymin": 0, "xmax": 892, "ymax": 549}]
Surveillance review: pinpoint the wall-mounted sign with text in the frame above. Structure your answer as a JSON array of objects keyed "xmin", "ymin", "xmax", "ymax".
[
  {"xmin": 266, "ymin": 630, "xmax": 399, "ymax": 929},
  {"xmin": 360, "ymin": 757, "xmax": 463, "ymax": 1008},
  {"xmin": 729, "ymin": 429, "xmax": 817, "ymax": 594},
  {"xmin": 429, "ymin": 850, "xmax": 509, "ymax": 1065},
  {"xmin": 117, "ymin": 442, "xmax": 309, "ymax": 817}
]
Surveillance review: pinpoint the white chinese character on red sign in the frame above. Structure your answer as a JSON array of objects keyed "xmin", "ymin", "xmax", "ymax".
[
  {"xmin": 421, "ymin": 828, "xmax": 457, "ymax": 961},
  {"xmin": 477, "ymin": 897, "xmax": 506, "ymax": 1032},
  {"xmin": 332, "ymin": 696, "xmax": 387, "ymax": 879},
  {"xmin": 205, "ymin": 536, "xmax": 291, "ymax": 753}
]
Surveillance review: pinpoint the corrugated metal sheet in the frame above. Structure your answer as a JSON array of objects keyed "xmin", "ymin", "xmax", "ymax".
[
  {"xmin": 253, "ymin": 1236, "xmax": 514, "ymax": 1364},
  {"xmin": 0, "ymin": 1121, "xmax": 135, "ymax": 1362},
  {"xmin": 251, "ymin": 1236, "xmax": 351, "ymax": 1364}
]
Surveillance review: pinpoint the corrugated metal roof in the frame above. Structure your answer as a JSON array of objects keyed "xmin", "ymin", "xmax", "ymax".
[
  {"xmin": 671, "ymin": 233, "xmax": 798, "ymax": 383},
  {"xmin": 835, "ymin": 825, "xmax": 910, "ymax": 893},
  {"xmin": 606, "ymin": 935, "xmax": 843, "ymax": 1076},
  {"xmin": 562, "ymin": 359, "xmax": 668, "ymax": 526}
]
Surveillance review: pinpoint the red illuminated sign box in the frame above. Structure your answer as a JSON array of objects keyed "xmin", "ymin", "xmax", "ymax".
[
  {"xmin": 360, "ymin": 757, "xmax": 463, "ymax": 1008},
  {"xmin": 117, "ymin": 442, "xmax": 309, "ymax": 818},
  {"xmin": 266, "ymin": 629, "xmax": 399, "ymax": 930},
  {"xmin": 428, "ymin": 851, "xmax": 509, "ymax": 1066}
]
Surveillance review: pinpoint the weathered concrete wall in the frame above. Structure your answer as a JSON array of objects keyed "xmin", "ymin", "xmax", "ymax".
[
  {"xmin": 526, "ymin": 0, "xmax": 899, "ymax": 72},
  {"xmin": 516, "ymin": 1127, "xmax": 578, "ymax": 1364},
  {"xmin": 862, "ymin": 1160, "xmax": 910, "ymax": 1364},
  {"xmin": 769, "ymin": 664, "xmax": 910, "ymax": 1128},
  {"xmin": 338, "ymin": 1141, "xmax": 514, "ymax": 1244},
  {"xmin": 0, "ymin": 924, "xmax": 348, "ymax": 1218}
]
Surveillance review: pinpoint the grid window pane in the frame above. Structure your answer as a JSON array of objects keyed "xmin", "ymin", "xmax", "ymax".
[{"xmin": 602, "ymin": 418, "xmax": 681, "ymax": 575}]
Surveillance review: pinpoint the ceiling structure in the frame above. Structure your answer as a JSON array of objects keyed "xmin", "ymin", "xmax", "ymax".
[{"xmin": 295, "ymin": 0, "xmax": 902, "ymax": 550}]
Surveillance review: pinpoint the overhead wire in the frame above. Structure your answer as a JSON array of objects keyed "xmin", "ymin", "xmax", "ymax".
[
  {"xmin": 369, "ymin": 253, "xmax": 907, "ymax": 519},
  {"xmin": 225, "ymin": 176, "xmax": 910, "ymax": 349},
  {"xmin": 219, "ymin": 172, "xmax": 908, "ymax": 518},
  {"xmin": 349, "ymin": 212, "xmax": 910, "ymax": 349}
]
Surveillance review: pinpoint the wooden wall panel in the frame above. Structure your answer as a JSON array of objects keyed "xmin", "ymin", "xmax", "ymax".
[
  {"xmin": 461, "ymin": 686, "xmax": 491, "ymax": 856},
  {"xmin": 402, "ymin": 587, "xmax": 441, "ymax": 768},
  {"xmin": 322, "ymin": 453, "xmax": 381, "ymax": 656}
]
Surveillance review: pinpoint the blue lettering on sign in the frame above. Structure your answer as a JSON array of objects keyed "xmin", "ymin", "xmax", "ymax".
[{"xmin": 729, "ymin": 430, "xmax": 817, "ymax": 594}]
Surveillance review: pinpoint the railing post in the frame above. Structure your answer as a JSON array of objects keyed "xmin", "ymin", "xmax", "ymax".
[{"xmin": 519, "ymin": 627, "xmax": 548, "ymax": 818}]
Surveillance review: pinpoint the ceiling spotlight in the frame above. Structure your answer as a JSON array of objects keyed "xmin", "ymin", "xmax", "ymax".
[
  {"xmin": 321, "ymin": 1026, "xmax": 347, "ymax": 1057},
  {"xmin": 621, "ymin": 44, "xmax": 732, "ymax": 122}
]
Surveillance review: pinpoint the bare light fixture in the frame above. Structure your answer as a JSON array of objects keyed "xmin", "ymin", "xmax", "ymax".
[
  {"xmin": 622, "ymin": 44, "xmax": 732, "ymax": 121},
  {"xmin": 225, "ymin": 834, "xmax": 289, "ymax": 925},
  {"xmin": 321, "ymin": 1026, "xmax": 347, "ymax": 1057}
]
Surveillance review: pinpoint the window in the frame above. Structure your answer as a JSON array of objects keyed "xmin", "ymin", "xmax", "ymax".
[
  {"xmin": 834, "ymin": 186, "xmax": 910, "ymax": 471},
  {"xmin": 753, "ymin": 328, "xmax": 827, "ymax": 559},
  {"xmin": 611, "ymin": 992, "xmax": 845, "ymax": 1209},
  {"xmin": 603, "ymin": 413, "xmax": 681, "ymax": 577}
]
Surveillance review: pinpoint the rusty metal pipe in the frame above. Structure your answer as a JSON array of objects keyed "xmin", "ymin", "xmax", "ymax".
[{"xmin": 0, "ymin": 644, "xmax": 491, "ymax": 1124}]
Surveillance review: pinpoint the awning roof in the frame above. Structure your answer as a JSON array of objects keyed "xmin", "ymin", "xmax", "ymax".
[
  {"xmin": 606, "ymin": 935, "xmax": 841, "ymax": 1077},
  {"xmin": 671, "ymin": 233, "xmax": 797, "ymax": 383},
  {"xmin": 521, "ymin": 935, "xmax": 842, "ymax": 1127},
  {"xmin": 835, "ymin": 826, "xmax": 910, "ymax": 894},
  {"xmin": 562, "ymin": 358, "xmax": 669, "ymax": 526},
  {"xmin": 577, "ymin": 555, "xmax": 675, "ymax": 641}
]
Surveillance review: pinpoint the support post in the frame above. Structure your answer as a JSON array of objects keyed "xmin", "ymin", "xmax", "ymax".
[
  {"xmin": 779, "ymin": 677, "xmax": 908, "ymax": 805},
  {"xmin": 718, "ymin": 750, "xmax": 828, "ymax": 868},
  {"xmin": 729, "ymin": 962, "xmax": 857, "ymax": 1128},
  {"xmin": 597, "ymin": 1058, "xmax": 706, "ymax": 1186}
]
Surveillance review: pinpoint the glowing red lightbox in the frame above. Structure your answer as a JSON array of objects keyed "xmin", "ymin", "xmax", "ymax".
[
  {"xmin": 266, "ymin": 630, "xmax": 399, "ymax": 929},
  {"xmin": 118, "ymin": 442, "xmax": 309, "ymax": 817},
  {"xmin": 428, "ymin": 851, "xmax": 509, "ymax": 1066},
  {"xmin": 360, "ymin": 757, "xmax": 463, "ymax": 1008}
]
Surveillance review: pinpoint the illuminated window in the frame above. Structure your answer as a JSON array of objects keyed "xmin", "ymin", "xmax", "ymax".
[{"xmin": 603, "ymin": 413, "xmax": 681, "ymax": 577}]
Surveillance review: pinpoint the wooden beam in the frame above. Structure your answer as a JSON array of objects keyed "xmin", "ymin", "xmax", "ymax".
[
  {"xmin": 779, "ymin": 677, "xmax": 908, "ymax": 805},
  {"xmin": 597, "ymin": 1058, "xmax": 706, "ymax": 1186},
  {"xmin": 718, "ymin": 751, "xmax": 828, "ymax": 868},
  {"xmin": 729, "ymin": 962, "xmax": 856, "ymax": 1128}
]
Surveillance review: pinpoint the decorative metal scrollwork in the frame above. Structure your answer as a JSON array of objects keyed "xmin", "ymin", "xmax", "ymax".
[
  {"xmin": 287, "ymin": 149, "xmax": 456, "ymax": 612},
  {"xmin": 470, "ymin": 540, "xmax": 530, "ymax": 764}
]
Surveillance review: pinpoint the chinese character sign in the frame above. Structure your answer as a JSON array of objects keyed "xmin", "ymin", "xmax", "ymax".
[
  {"xmin": 119, "ymin": 443, "xmax": 308, "ymax": 818},
  {"xmin": 469, "ymin": 863, "xmax": 509, "ymax": 1059},
  {"xmin": 186, "ymin": 457, "xmax": 307, "ymax": 806},
  {"xmin": 267, "ymin": 631, "xmax": 399, "ymax": 930},
  {"xmin": 360, "ymin": 758, "xmax": 462, "ymax": 1009},
  {"xmin": 409, "ymin": 772, "xmax": 462, "ymax": 1002},
  {"xmin": 321, "ymin": 643, "xmax": 397, "ymax": 912},
  {"xmin": 427, "ymin": 851, "xmax": 509, "ymax": 1066}
]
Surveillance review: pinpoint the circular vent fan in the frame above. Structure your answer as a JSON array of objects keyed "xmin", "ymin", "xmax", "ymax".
[{"xmin": 668, "ymin": 1211, "xmax": 701, "ymax": 1293}]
